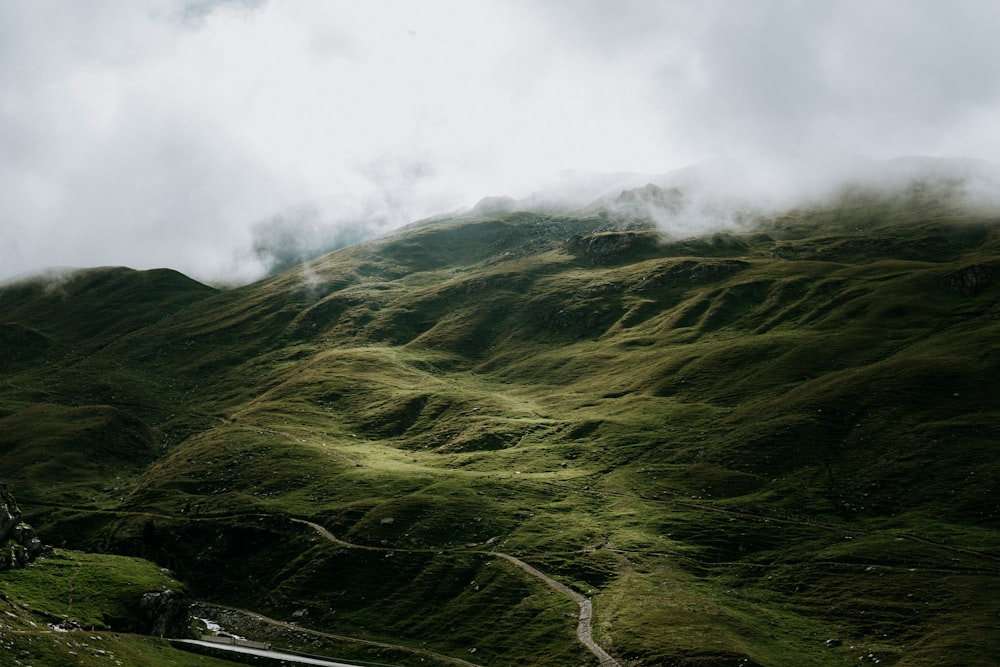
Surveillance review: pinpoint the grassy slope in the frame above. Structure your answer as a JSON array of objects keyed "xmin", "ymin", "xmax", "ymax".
[
  {"xmin": 1, "ymin": 197, "xmax": 999, "ymax": 665},
  {"xmin": 0, "ymin": 549, "xmax": 244, "ymax": 667}
]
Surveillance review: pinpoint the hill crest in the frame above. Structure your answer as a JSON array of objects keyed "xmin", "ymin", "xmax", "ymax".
[{"xmin": 2, "ymin": 167, "xmax": 1000, "ymax": 665}]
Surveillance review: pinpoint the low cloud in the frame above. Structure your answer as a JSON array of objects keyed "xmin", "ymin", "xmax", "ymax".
[
  {"xmin": 596, "ymin": 156, "xmax": 1000, "ymax": 238},
  {"xmin": 249, "ymin": 204, "xmax": 382, "ymax": 277},
  {"xmin": 4, "ymin": 2, "xmax": 1000, "ymax": 284}
]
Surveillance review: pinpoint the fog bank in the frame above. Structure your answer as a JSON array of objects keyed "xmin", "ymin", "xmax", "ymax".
[{"xmin": 5, "ymin": 2, "xmax": 1000, "ymax": 282}]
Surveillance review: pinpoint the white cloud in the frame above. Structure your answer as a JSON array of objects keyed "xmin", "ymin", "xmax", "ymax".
[{"xmin": 3, "ymin": 1, "xmax": 1000, "ymax": 283}]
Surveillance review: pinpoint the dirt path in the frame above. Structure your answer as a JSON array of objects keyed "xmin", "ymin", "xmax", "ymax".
[
  {"xmin": 30, "ymin": 507, "xmax": 622, "ymax": 663},
  {"xmin": 291, "ymin": 519, "xmax": 621, "ymax": 667},
  {"xmin": 486, "ymin": 552, "xmax": 620, "ymax": 667},
  {"xmin": 291, "ymin": 518, "xmax": 377, "ymax": 550}
]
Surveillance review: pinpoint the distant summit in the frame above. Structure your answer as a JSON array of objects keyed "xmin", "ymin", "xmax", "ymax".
[{"xmin": 467, "ymin": 156, "xmax": 1000, "ymax": 238}]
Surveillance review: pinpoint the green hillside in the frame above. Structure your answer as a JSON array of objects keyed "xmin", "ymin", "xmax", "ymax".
[{"xmin": 1, "ymin": 185, "xmax": 999, "ymax": 665}]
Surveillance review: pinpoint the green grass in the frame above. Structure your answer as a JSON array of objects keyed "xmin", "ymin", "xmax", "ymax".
[
  {"xmin": 0, "ymin": 632, "xmax": 244, "ymax": 667},
  {"xmin": 2, "ymin": 185, "xmax": 1000, "ymax": 664},
  {"xmin": 0, "ymin": 549, "xmax": 250, "ymax": 666},
  {"xmin": 0, "ymin": 404, "xmax": 156, "ymax": 507},
  {"xmin": 0, "ymin": 549, "xmax": 182, "ymax": 629}
]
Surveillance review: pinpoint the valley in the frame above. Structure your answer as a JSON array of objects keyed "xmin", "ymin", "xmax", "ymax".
[{"xmin": 2, "ymin": 181, "xmax": 1000, "ymax": 665}]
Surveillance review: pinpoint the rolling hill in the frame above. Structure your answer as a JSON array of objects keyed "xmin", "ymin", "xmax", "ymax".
[{"xmin": 2, "ymin": 166, "xmax": 1000, "ymax": 666}]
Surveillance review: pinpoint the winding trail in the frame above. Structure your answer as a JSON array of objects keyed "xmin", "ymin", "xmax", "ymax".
[
  {"xmin": 291, "ymin": 519, "xmax": 621, "ymax": 667},
  {"xmin": 486, "ymin": 552, "xmax": 619, "ymax": 667}
]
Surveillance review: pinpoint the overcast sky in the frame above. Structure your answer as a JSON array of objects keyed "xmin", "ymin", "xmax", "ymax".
[{"xmin": 4, "ymin": 0, "xmax": 1000, "ymax": 283}]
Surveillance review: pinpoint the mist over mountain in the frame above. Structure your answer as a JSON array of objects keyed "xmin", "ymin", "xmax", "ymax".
[
  {"xmin": 7, "ymin": 1, "xmax": 1000, "ymax": 286},
  {"xmin": 5, "ymin": 1, "xmax": 1000, "ymax": 662},
  {"xmin": 2, "ymin": 154, "xmax": 1000, "ymax": 664},
  {"xmin": 7, "ymin": 154, "xmax": 1000, "ymax": 287},
  {"xmin": 249, "ymin": 203, "xmax": 390, "ymax": 277},
  {"xmin": 599, "ymin": 155, "xmax": 1000, "ymax": 237}
]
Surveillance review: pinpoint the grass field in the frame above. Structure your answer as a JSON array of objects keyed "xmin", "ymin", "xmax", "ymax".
[{"xmin": 2, "ymin": 178, "xmax": 999, "ymax": 665}]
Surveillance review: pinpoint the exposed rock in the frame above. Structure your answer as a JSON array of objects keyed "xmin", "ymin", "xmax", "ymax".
[
  {"xmin": 0, "ymin": 485, "xmax": 47, "ymax": 570},
  {"xmin": 137, "ymin": 589, "xmax": 192, "ymax": 638},
  {"xmin": 0, "ymin": 487, "xmax": 22, "ymax": 539},
  {"xmin": 564, "ymin": 230, "xmax": 662, "ymax": 262},
  {"xmin": 946, "ymin": 264, "xmax": 992, "ymax": 295}
]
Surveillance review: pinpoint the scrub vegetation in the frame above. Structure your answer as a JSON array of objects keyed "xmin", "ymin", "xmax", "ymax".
[{"xmin": 1, "ymin": 183, "xmax": 999, "ymax": 665}]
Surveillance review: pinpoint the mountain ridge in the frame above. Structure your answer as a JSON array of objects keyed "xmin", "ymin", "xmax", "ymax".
[{"xmin": 2, "ymin": 165, "xmax": 1000, "ymax": 665}]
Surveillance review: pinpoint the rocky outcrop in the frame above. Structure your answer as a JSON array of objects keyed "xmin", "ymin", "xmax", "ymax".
[
  {"xmin": 136, "ymin": 589, "xmax": 192, "ymax": 638},
  {"xmin": 0, "ymin": 485, "xmax": 46, "ymax": 569},
  {"xmin": 0, "ymin": 487, "xmax": 20, "ymax": 538},
  {"xmin": 946, "ymin": 264, "xmax": 992, "ymax": 295},
  {"xmin": 564, "ymin": 230, "xmax": 662, "ymax": 262}
]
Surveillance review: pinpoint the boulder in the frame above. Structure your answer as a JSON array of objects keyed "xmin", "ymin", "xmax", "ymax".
[
  {"xmin": 0, "ymin": 490, "xmax": 22, "ymax": 542},
  {"xmin": 0, "ymin": 486, "xmax": 47, "ymax": 570},
  {"xmin": 946, "ymin": 264, "xmax": 992, "ymax": 295}
]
